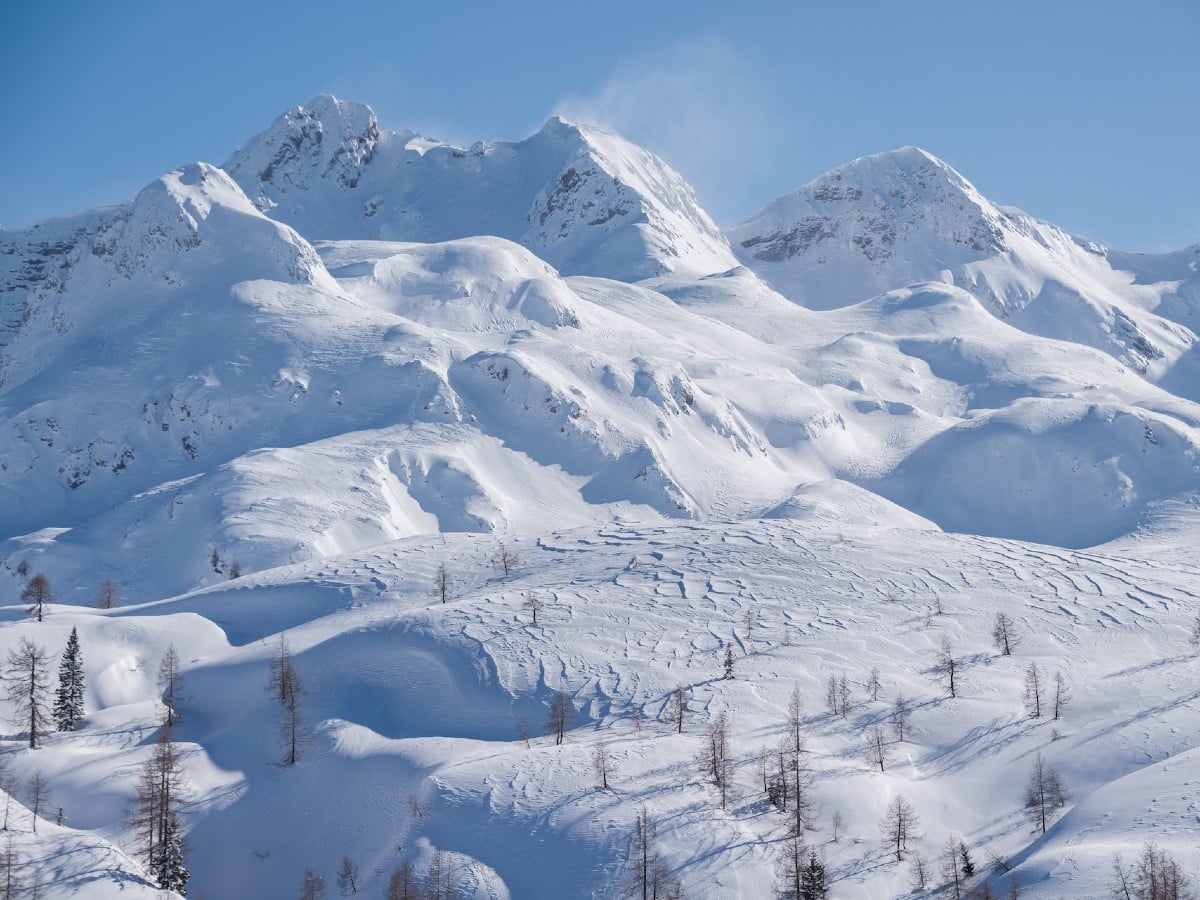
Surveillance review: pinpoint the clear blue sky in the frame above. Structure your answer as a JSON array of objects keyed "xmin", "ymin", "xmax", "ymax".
[{"xmin": 2, "ymin": 1, "xmax": 1197, "ymax": 251}]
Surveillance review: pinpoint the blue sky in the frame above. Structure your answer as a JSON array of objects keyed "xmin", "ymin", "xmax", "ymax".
[{"xmin": 2, "ymin": 1, "xmax": 1197, "ymax": 250}]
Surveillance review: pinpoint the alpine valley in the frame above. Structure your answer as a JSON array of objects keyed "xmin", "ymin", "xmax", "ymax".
[{"xmin": 1, "ymin": 95, "xmax": 1198, "ymax": 898}]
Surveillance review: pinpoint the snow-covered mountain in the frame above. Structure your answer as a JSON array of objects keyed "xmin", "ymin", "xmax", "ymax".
[
  {"xmin": 222, "ymin": 95, "xmax": 736, "ymax": 281},
  {"xmin": 729, "ymin": 146, "xmax": 1200, "ymax": 398},
  {"xmin": 1, "ymin": 96, "xmax": 1199, "ymax": 898}
]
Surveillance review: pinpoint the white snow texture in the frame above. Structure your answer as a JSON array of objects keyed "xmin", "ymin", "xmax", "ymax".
[{"xmin": 1, "ymin": 95, "xmax": 1199, "ymax": 898}]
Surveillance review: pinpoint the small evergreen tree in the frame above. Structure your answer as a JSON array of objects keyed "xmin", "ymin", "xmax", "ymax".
[
  {"xmin": 799, "ymin": 850, "xmax": 827, "ymax": 899},
  {"xmin": 959, "ymin": 841, "xmax": 975, "ymax": 878},
  {"xmin": 154, "ymin": 815, "xmax": 189, "ymax": 895},
  {"xmin": 723, "ymin": 642, "xmax": 735, "ymax": 680},
  {"xmin": 53, "ymin": 627, "xmax": 85, "ymax": 732}
]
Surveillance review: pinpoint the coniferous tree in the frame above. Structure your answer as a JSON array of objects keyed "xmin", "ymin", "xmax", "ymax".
[
  {"xmin": 155, "ymin": 814, "xmax": 189, "ymax": 894},
  {"xmin": 433, "ymin": 564, "xmax": 452, "ymax": 604},
  {"xmin": 626, "ymin": 807, "xmax": 683, "ymax": 899},
  {"xmin": 269, "ymin": 634, "xmax": 308, "ymax": 765},
  {"xmin": 942, "ymin": 835, "xmax": 964, "ymax": 899},
  {"xmin": 54, "ymin": 627, "xmax": 85, "ymax": 731},
  {"xmin": 864, "ymin": 725, "xmax": 892, "ymax": 773},
  {"xmin": 0, "ymin": 758, "xmax": 14, "ymax": 831},
  {"xmin": 424, "ymin": 847, "xmax": 450, "ymax": 900},
  {"xmin": 909, "ymin": 852, "xmax": 930, "ymax": 890},
  {"xmin": 0, "ymin": 834, "xmax": 22, "ymax": 900},
  {"xmin": 27, "ymin": 772, "xmax": 46, "ymax": 834},
  {"xmin": 935, "ymin": 635, "xmax": 960, "ymax": 698},
  {"xmin": 493, "ymin": 543, "xmax": 519, "ymax": 578},
  {"xmin": 546, "ymin": 690, "xmax": 574, "ymax": 746},
  {"xmin": 130, "ymin": 722, "xmax": 189, "ymax": 878},
  {"xmin": 891, "ymin": 693, "xmax": 911, "ymax": 742},
  {"xmin": 336, "ymin": 855, "xmax": 359, "ymax": 896},
  {"xmin": 97, "ymin": 578, "xmax": 118, "ymax": 610},
  {"xmin": 723, "ymin": 642, "xmax": 735, "ymax": 680},
  {"xmin": 865, "ymin": 666, "xmax": 883, "ymax": 701},
  {"xmin": 992, "ymin": 612, "xmax": 1020, "ymax": 656},
  {"xmin": 1023, "ymin": 753, "xmax": 1066, "ymax": 834},
  {"xmin": 1111, "ymin": 842, "xmax": 1196, "ymax": 900},
  {"xmin": 386, "ymin": 859, "xmax": 417, "ymax": 900},
  {"xmin": 960, "ymin": 841, "xmax": 975, "ymax": 878},
  {"xmin": 799, "ymin": 851, "xmax": 827, "ymax": 900},
  {"xmin": 278, "ymin": 665, "xmax": 307, "ymax": 766},
  {"xmin": 522, "ymin": 591, "xmax": 543, "ymax": 626},
  {"xmin": 668, "ymin": 684, "xmax": 689, "ymax": 734},
  {"xmin": 21, "ymin": 575, "xmax": 53, "ymax": 622},
  {"xmin": 1024, "ymin": 662, "xmax": 1043, "ymax": 718},
  {"xmin": 1052, "ymin": 671, "xmax": 1072, "ymax": 720},
  {"xmin": 3, "ymin": 638, "xmax": 51, "ymax": 749},
  {"xmin": 697, "ymin": 713, "xmax": 732, "ymax": 809},
  {"xmin": 775, "ymin": 829, "xmax": 806, "ymax": 900},
  {"xmin": 299, "ymin": 867, "xmax": 327, "ymax": 900},
  {"xmin": 593, "ymin": 739, "xmax": 614, "ymax": 789},
  {"xmin": 157, "ymin": 645, "xmax": 184, "ymax": 727},
  {"xmin": 880, "ymin": 795, "xmax": 921, "ymax": 862}
]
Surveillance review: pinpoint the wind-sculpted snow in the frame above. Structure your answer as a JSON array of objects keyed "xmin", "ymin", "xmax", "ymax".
[{"xmin": 5, "ymin": 521, "xmax": 1200, "ymax": 897}]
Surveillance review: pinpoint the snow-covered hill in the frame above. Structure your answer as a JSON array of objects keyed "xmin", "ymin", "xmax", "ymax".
[{"xmin": 0, "ymin": 96, "xmax": 1198, "ymax": 898}]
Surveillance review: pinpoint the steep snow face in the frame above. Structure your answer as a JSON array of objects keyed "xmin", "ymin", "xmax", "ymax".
[
  {"xmin": 729, "ymin": 149, "xmax": 1200, "ymax": 396},
  {"xmin": 223, "ymin": 97, "xmax": 736, "ymax": 280}
]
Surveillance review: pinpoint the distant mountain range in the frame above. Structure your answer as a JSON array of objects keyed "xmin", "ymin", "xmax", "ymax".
[{"xmin": 2, "ymin": 93, "xmax": 1198, "ymax": 601}]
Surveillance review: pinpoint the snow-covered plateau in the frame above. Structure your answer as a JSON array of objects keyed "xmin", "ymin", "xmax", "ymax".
[{"xmin": 0, "ymin": 95, "xmax": 1198, "ymax": 898}]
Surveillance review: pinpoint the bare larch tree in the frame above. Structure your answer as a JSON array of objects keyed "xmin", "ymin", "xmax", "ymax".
[
  {"xmin": 21, "ymin": 574, "xmax": 53, "ymax": 622},
  {"xmin": 3, "ymin": 638, "xmax": 51, "ymax": 748}
]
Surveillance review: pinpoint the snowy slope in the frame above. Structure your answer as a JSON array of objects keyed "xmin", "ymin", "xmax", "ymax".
[
  {"xmin": 6, "ymin": 520, "xmax": 1200, "ymax": 898},
  {"xmin": 0, "ymin": 98, "xmax": 1199, "ymax": 897}
]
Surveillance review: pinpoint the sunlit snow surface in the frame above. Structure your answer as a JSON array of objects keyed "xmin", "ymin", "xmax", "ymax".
[{"xmin": 1, "ymin": 95, "xmax": 1199, "ymax": 897}]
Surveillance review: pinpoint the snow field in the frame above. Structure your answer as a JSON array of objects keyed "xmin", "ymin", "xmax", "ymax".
[{"xmin": 3, "ymin": 519, "xmax": 1198, "ymax": 896}]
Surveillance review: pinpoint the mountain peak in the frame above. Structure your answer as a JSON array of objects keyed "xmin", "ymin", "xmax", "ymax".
[
  {"xmin": 223, "ymin": 94, "xmax": 379, "ymax": 204},
  {"xmin": 727, "ymin": 145, "xmax": 1007, "ymax": 307},
  {"xmin": 218, "ymin": 98, "xmax": 735, "ymax": 280}
]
